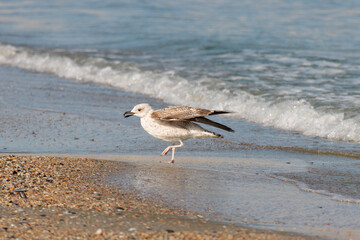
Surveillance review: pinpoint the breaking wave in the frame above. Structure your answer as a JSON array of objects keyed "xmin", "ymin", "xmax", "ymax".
[{"xmin": 1, "ymin": 43, "xmax": 360, "ymax": 143}]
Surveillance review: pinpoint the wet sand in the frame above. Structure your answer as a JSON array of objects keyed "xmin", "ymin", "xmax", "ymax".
[{"xmin": 0, "ymin": 154, "xmax": 319, "ymax": 239}]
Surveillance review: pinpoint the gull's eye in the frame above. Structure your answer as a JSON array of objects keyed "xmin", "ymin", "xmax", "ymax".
[{"xmin": 138, "ymin": 108, "xmax": 143, "ymax": 112}]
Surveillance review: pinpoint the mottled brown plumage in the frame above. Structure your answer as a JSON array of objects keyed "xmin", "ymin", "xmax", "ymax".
[{"xmin": 151, "ymin": 106, "xmax": 234, "ymax": 132}]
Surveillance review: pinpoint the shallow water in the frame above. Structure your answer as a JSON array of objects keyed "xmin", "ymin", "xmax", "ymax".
[
  {"xmin": 1, "ymin": 0, "xmax": 360, "ymax": 144},
  {"xmin": 101, "ymin": 154, "xmax": 360, "ymax": 239}
]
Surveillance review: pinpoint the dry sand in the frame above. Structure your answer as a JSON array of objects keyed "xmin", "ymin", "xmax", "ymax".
[{"xmin": 0, "ymin": 155, "xmax": 321, "ymax": 239}]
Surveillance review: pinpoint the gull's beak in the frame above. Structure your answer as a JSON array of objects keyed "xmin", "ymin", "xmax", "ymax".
[{"xmin": 123, "ymin": 111, "xmax": 134, "ymax": 118}]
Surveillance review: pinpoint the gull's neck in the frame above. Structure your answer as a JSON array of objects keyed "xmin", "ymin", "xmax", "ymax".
[{"xmin": 142, "ymin": 109, "xmax": 153, "ymax": 119}]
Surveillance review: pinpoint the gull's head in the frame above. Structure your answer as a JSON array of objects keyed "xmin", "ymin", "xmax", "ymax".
[{"xmin": 123, "ymin": 103, "xmax": 153, "ymax": 118}]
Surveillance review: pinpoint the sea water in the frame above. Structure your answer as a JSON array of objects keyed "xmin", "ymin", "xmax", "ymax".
[{"xmin": 1, "ymin": 0, "xmax": 360, "ymax": 238}]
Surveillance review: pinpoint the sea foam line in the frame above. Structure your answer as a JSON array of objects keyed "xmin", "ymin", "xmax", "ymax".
[
  {"xmin": 1, "ymin": 43, "xmax": 360, "ymax": 144},
  {"xmin": 269, "ymin": 174, "xmax": 360, "ymax": 204}
]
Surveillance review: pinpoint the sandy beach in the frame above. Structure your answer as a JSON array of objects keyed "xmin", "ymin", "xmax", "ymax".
[{"xmin": 0, "ymin": 154, "xmax": 320, "ymax": 239}]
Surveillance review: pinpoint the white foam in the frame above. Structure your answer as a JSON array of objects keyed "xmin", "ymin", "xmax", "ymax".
[
  {"xmin": 270, "ymin": 175, "xmax": 360, "ymax": 204},
  {"xmin": 1, "ymin": 43, "xmax": 360, "ymax": 143}
]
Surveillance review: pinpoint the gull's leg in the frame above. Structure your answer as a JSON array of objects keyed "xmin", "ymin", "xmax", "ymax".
[
  {"xmin": 169, "ymin": 147, "xmax": 176, "ymax": 164},
  {"xmin": 161, "ymin": 145, "xmax": 172, "ymax": 156},
  {"xmin": 161, "ymin": 140, "xmax": 184, "ymax": 158},
  {"xmin": 168, "ymin": 140, "xmax": 184, "ymax": 164}
]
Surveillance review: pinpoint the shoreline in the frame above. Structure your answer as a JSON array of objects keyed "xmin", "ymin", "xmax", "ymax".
[{"xmin": 0, "ymin": 154, "xmax": 319, "ymax": 239}]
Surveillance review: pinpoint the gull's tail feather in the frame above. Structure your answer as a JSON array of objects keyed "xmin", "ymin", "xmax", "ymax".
[
  {"xmin": 203, "ymin": 130, "xmax": 223, "ymax": 138},
  {"xmin": 214, "ymin": 132, "xmax": 224, "ymax": 138}
]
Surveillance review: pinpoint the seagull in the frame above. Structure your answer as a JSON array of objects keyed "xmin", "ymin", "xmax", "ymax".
[{"xmin": 123, "ymin": 103, "xmax": 234, "ymax": 163}]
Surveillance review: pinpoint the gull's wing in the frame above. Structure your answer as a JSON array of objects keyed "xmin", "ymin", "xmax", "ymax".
[
  {"xmin": 190, "ymin": 117, "xmax": 234, "ymax": 132},
  {"xmin": 151, "ymin": 106, "xmax": 234, "ymax": 132},
  {"xmin": 151, "ymin": 106, "xmax": 228, "ymax": 120}
]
